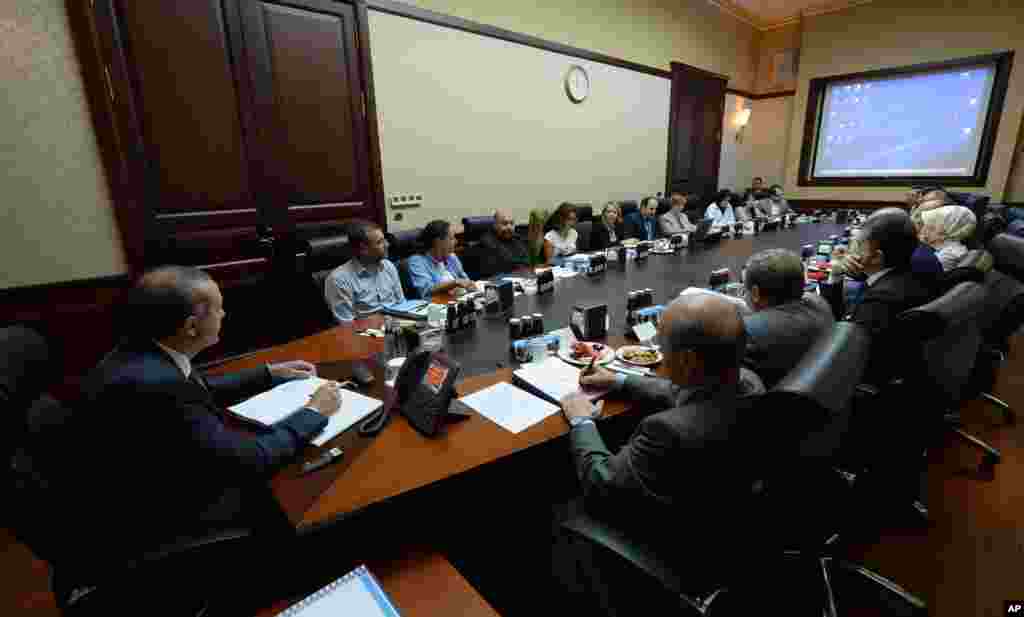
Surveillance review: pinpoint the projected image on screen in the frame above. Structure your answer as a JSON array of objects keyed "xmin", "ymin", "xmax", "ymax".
[{"xmin": 813, "ymin": 65, "xmax": 995, "ymax": 179}]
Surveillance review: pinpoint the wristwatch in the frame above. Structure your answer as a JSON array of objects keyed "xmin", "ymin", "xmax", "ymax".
[{"xmin": 568, "ymin": 416, "xmax": 596, "ymax": 429}]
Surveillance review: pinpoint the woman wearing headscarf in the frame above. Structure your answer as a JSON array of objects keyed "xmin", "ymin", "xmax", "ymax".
[{"xmin": 919, "ymin": 205, "xmax": 977, "ymax": 271}]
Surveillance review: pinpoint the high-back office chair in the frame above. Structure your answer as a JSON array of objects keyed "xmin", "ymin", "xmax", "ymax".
[
  {"xmin": 988, "ymin": 232, "xmax": 1024, "ymax": 283},
  {"xmin": 965, "ymin": 268, "xmax": 1024, "ymax": 426},
  {"xmin": 461, "ymin": 216, "xmax": 495, "ymax": 245},
  {"xmin": 574, "ymin": 221, "xmax": 593, "ymax": 253},
  {"xmin": 574, "ymin": 204, "xmax": 593, "ymax": 224},
  {"xmin": 304, "ymin": 235, "xmax": 351, "ymax": 325},
  {"xmin": 387, "ymin": 228, "xmax": 421, "ymax": 263},
  {"xmin": 617, "ymin": 201, "xmax": 638, "ymax": 220},
  {"xmin": 899, "ymin": 281, "xmax": 999, "ymax": 469},
  {"xmin": 560, "ymin": 323, "xmax": 924, "ymax": 616},
  {"xmin": 3, "ymin": 326, "xmax": 254, "ymax": 616}
]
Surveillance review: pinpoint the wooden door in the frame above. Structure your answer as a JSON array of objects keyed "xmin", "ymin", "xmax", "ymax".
[
  {"xmin": 110, "ymin": 0, "xmax": 265, "ymax": 268},
  {"xmin": 235, "ymin": 0, "xmax": 381, "ymax": 249},
  {"xmin": 666, "ymin": 63, "xmax": 727, "ymax": 201}
]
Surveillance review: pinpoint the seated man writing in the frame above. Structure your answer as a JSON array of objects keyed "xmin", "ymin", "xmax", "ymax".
[
  {"xmin": 72, "ymin": 266, "xmax": 344, "ymax": 610},
  {"xmin": 741, "ymin": 249, "xmax": 834, "ymax": 387},
  {"xmin": 476, "ymin": 209, "xmax": 530, "ymax": 277},
  {"xmin": 326, "ymin": 220, "xmax": 405, "ymax": 321},
  {"xmin": 555, "ymin": 293, "xmax": 766, "ymax": 613}
]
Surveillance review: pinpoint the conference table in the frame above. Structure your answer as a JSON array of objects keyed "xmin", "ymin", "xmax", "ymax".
[
  {"xmin": 210, "ymin": 222, "xmax": 847, "ymax": 532},
  {"xmin": 209, "ymin": 222, "xmax": 845, "ymax": 615}
]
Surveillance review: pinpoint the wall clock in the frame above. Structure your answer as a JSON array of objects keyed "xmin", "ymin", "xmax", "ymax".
[{"xmin": 565, "ymin": 65, "xmax": 590, "ymax": 103}]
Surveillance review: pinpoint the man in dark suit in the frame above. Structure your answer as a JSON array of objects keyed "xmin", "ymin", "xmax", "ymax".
[
  {"xmin": 71, "ymin": 266, "xmax": 344, "ymax": 610},
  {"xmin": 475, "ymin": 209, "xmax": 530, "ymax": 277},
  {"xmin": 741, "ymin": 248, "xmax": 834, "ymax": 387},
  {"xmin": 553, "ymin": 294, "xmax": 766, "ymax": 614},
  {"xmin": 623, "ymin": 197, "xmax": 659, "ymax": 241},
  {"xmin": 843, "ymin": 208, "xmax": 935, "ymax": 385}
]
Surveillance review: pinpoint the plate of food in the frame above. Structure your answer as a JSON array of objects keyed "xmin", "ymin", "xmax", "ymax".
[
  {"xmin": 616, "ymin": 345, "xmax": 663, "ymax": 367},
  {"xmin": 559, "ymin": 341, "xmax": 615, "ymax": 366},
  {"xmin": 622, "ymin": 238, "xmax": 640, "ymax": 248}
]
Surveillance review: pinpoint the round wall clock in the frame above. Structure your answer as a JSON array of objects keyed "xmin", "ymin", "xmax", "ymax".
[{"xmin": 565, "ymin": 65, "xmax": 590, "ymax": 103}]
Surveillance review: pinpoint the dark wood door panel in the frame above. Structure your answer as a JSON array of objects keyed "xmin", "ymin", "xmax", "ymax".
[
  {"xmin": 240, "ymin": 0, "xmax": 369, "ymax": 210},
  {"xmin": 666, "ymin": 63, "xmax": 726, "ymax": 200},
  {"xmin": 115, "ymin": 0, "xmax": 251, "ymax": 217}
]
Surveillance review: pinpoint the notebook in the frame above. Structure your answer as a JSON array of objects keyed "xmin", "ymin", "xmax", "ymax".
[
  {"xmin": 275, "ymin": 565, "xmax": 400, "ymax": 617},
  {"xmin": 228, "ymin": 377, "xmax": 383, "ymax": 447},
  {"xmin": 381, "ymin": 300, "xmax": 430, "ymax": 320}
]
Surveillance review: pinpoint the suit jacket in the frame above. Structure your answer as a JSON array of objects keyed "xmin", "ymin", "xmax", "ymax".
[
  {"xmin": 568, "ymin": 371, "xmax": 764, "ymax": 518},
  {"xmin": 847, "ymin": 269, "xmax": 935, "ymax": 385},
  {"xmin": 590, "ymin": 222, "xmax": 624, "ymax": 251},
  {"xmin": 743, "ymin": 293, "xmax": 835, "ymax": 387},
  {"xmin": 624, "ymin": 212, "xmax": 657, "ymax": 241},
  {"xmin": 73, "ymin": 339, "xmax": 327, "ymax": 560}
]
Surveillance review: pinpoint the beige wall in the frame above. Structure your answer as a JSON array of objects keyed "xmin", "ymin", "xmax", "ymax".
[
  {"xmin": 395, "ymin": 0, "xmax": 759, "ymax": 91},
  {"xmin": 719, "ymin": 94, "xmax": 754, "ymax": 191},
  {"xmin": 0, "ymin": 0, "xmax": 124, "ymax": 289},
  {"xmin": 754, "ymin": 23, "xmax": 801, "ymax": 95},
  {"xmin": 370, "ymin": 11, "xmax": 670, "ymax": 230},
  {"xmin": 783, "ymin": 0, "xmax": 1024, "ymax": 203},
  {"xmin": 748, "ymin": 96, "xmax": 795, "ymax": 189}
]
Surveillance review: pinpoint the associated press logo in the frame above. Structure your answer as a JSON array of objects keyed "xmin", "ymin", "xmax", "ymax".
[{"xmin": 1008, "ymin": 601, "xmax": 1023, "ymax": 614}]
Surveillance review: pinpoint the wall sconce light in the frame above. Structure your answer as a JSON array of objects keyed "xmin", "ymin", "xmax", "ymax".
[{"xmin": 735, "ymin": 107, "xmax": 752, "ymax": 143}]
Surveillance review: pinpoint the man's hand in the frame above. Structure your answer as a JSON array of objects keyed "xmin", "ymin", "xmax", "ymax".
[
  {"xmin": 307, "ymin": 381, "xmax": 343, "ymax": 416},
  {"xmin": 456, "ymin": 279, "xmax": 477, "ymax": 290},
  {"xmin": 269, "ymin": 360, "xmax": 317, "ymax": 380},
  {"xmin": 580, "ymin": 366, "xmax": 618, "ymax": 390},
  {"xmin": 560, "ymin": 392, "xmax": 603, "ymax": 422},
  {"xmin": 844, "ymin": 255, "xmax": 865, "ymax": 277}
]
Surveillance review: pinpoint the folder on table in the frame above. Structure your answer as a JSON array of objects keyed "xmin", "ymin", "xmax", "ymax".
[{"xmin": 275, "ymin": 564, "xmax": 400, "ymax": 617}]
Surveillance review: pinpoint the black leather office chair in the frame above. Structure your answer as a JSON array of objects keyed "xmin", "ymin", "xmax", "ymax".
[
  {"xmin": 618, "ymin": 201, "xmax": 638, "ymax": 220},
  {"xmin": 397, "ymin": 259, "xmax": 418, "ymax": 299},
  {"xmin": 574, "ymin": 204, "xmax": 593, "ymax": 224},
  {"xmin": 388, "ymin": 228, "xmax": 421, "ymax": 263},
  {"xmin": 304, "ymin": 235, "xmax": 351, "ymax": 325},
  {"xmin": 574, "ymin": 221, "xmax": 593, "ymax": 253},
  {"xmin": 900, "ymin": 281, "xmax": 998, "ymax": 469},
  {"xmin": 964, "ymin": 269, "xmax": 1024, "ymax": 427},
  {"xmin": 461, "ymin": 216, "xmax": 495, "ymax": 245},
  {"xmin": 988, "ymin": 232, "xmax": 1024, "ymax": 283},
  {"xmin": 3, "ymin": 326, "xmax": 253, "ymax": 616},
  {"xmin": 560, "ymin": 323, "xmax": 925, "ymax": 615}
]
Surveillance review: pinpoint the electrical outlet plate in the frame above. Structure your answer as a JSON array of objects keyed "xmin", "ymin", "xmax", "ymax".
[{"xmin": 388, "ymin": 193, "xmax": 424, "ymax": 210}]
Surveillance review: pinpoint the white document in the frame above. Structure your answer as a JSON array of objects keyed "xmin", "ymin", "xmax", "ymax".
[
  {"xmin": 513, "ymin": 356, "xmax": 605, "ymax": 403},
  {"xmin": 459, "ymin": 382, "xmax": 560, "ymax": 434},
  {"xmin": 228, "ymin": 377, "xmax": 382, "ymax": 446}
]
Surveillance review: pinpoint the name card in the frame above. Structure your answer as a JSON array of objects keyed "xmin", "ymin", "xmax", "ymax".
[{"xmin": 632, "ymin": 321, "xmax": 657, "ymax": 343}]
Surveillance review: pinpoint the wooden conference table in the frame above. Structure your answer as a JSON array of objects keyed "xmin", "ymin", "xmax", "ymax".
[{"xmin": 210, "ymin": 222, "xmax": 847, "ymax": 533}]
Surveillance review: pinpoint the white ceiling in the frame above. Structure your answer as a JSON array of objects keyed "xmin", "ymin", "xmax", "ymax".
[{"xmin": 708, "ymin": 0, "xmax": 873, "ymax": 30}]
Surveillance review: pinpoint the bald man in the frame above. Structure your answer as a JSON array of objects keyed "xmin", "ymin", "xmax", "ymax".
[
  {"xmin": 476, "ymin": 209, "xmax": 530, "ymax": 277},
  {"xmin": 561, "ymin": 293, "xmax": 764, "ymax": 504},
  {"xmin": 554, "ymin": 294, "xmax": 767, "ymax": 613},
  {"xmin": 73, "ymin": 266, "xmax": 344, "ymax": 603}
]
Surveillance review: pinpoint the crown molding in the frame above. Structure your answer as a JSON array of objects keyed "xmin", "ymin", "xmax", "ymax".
[{"xmin": 707, "ymin": 0, "xmax": 873, "ymax": 32}]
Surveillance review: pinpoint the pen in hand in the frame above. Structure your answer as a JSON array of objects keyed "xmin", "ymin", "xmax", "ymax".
[{"xmin": 580, "ymin": 354, "xmax": 598, "ymax": 386}]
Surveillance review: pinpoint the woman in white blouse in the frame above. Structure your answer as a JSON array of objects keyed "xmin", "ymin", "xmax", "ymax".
[
  {"xmin": 543, "ymin": 203, "xmax": 578, "ymax": 264},
  {"xmin": 919, "ymin": 205, "xmax": 976, "ymax": 271}
]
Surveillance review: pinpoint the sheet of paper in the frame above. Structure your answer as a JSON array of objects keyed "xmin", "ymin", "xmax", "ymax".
[
  {"xmin": 513, "ymin": 356, "xmax": 607, "ymax": 403},
  {"xmin": 459, "ymin": 382, "xmax": 560, "ymax": 434},
  {"xmin": 228, "ymin": 377, "xmax": 382, "ymax": 446}
]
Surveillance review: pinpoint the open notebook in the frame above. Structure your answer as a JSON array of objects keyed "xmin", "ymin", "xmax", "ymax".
[
  {"xmin": 275, "ymin": 565, "xmax": 400, "ymax": 617},
  {"xmin": 228, "ymin": 377, "xmax": 382, "ymax": 447}
]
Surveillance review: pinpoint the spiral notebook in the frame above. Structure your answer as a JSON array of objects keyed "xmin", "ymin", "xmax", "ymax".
[{"xmin": 275, "ymin": 565, "xmax": 400, "ymax": 617}]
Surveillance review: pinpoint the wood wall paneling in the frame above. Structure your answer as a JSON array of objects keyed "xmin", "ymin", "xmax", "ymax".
[{"xmin": 666, "ymin": 63, "xmax": 727, "ymax": 199}]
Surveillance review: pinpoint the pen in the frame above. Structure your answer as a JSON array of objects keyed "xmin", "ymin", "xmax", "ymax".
[
  {"xmin": 301, "ymin": 447, "xmax": 344, "ymax": 476},
  {"xmin": 582, "ymin": 354, "xmax": 598, "ymax": 380}
]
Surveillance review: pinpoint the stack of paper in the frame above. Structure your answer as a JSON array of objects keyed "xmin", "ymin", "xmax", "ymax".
[
  {"xmin": 228, "ymin": 377, "xmax": 382, "ymax": 446},
  {"xmin": 459, "ymin": 382, "xmax": 560, "ymax": 433}
]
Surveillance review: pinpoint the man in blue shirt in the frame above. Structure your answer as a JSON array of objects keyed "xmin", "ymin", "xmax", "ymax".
[
  {"xmin": 326, "ymin": 221, "xmax": 405, "ymax": 321},
  {"xmin": 624, "ymin": 197, "xmax": 659, "ymax": 241}
]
